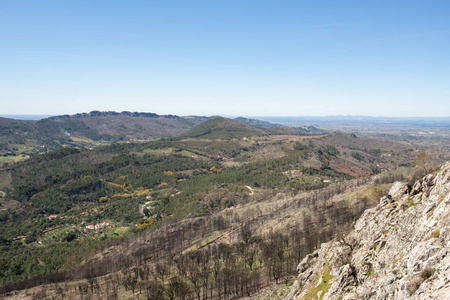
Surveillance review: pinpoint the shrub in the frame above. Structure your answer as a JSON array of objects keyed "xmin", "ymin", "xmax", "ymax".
[
  {"xmin": 407, "ymin": 276, "xmax": 423, "ymax": 295},
  {"xmin": 421, "ymin": 267, "xmax": 435, "ymax": 280},
  {"xmin": 430, "ymin": 230, "xmax": 440, "ymax": 239},
  {"xmin": 351, "ymin": 152, "xmax": 364, "ymax": 161}
]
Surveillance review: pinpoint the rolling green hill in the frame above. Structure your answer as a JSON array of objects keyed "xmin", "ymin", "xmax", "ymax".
[
  {"xmin": 233, "ymin": 117, "xmax": 282, "ymax": 129},
  {"xmin": 234, "ymin": 117, "xmax": 327, "ymax": 135},
  {"xmin": 179, "ymin": 117, "xmax": 269, "ymax": 139}
]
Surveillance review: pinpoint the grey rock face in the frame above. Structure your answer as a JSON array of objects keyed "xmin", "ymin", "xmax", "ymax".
[
  {"xmin": 297, "ymin": 252, "xmax": 318, "ymax": 273},
  {"xmin": 288, "ymin": 162, "xmax": 450, "ymax": 300},
  {"xmin": 389, "ymin": 181, "xmax": 410, "ymax": 199}
]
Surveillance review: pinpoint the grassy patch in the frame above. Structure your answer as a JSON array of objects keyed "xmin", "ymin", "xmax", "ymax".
[
  {"xmin": 408, "ymin": 197, "xmax": 417, "ymax": 208},
  {"xmin": 304, "ymin": 263, "xmax": 334, "ymax": 300},
  {"xmin": 430, "ymin": 229, "xmax": 440, "ymax": 239},
  {"xmin": 0, "ymin": 155, "xmax": 30, "ymax": 163},
  {"xmin": 70, "ymin": 137, "xmax": 95, "ymax": 143},
  {"xmin": 366, "ymin": 264, "xmax": 374, "ymax": 277},
  {"xmin": 143, "ymin": 147, "xmax": 174, "ymax": 154},
  {"xmin": 42, "ymin": 225, "xmax": 76, "ymax": 243},
  {"xmin": 433, "ymin": 169, "xmax": 443, "ymax": 174}
]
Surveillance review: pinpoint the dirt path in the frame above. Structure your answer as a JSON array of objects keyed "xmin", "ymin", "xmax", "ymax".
[{"xmin": 139, "ymin": 201, "xmax": 152, "ymax": 217}]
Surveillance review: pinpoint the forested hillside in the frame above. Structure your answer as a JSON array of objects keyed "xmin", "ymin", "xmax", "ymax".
[
  {"xmin": 0, "ymin": 118, "xmax": 440, "ymax": 299},
  {"xmin": 0, "ymin": 111, "xmax": 209, "ymax": 163}
]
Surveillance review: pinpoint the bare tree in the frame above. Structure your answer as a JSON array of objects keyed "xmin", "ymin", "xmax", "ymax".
[{"xmin": 335, "ymin": 223, "xmax": 356, "ymax": 252}]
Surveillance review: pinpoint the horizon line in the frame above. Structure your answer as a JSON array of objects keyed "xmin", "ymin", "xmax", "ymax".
[{"xmin": 1, "ymin": 113, "xmax": 450, "ymax": 121}]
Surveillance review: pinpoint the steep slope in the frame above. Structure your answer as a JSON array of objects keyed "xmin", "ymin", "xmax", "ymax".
[{"xmin": 288, "ymin": 162, "xmax": 450, "ymax": 299}]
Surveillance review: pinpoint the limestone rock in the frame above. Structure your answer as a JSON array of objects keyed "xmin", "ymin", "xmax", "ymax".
[
  {"xmin": 297, "ymin": 252, "xmax": 318, "ymax": 273},
  {"xmin": 388, "ymin": 181, "xmax": 410, "ymax": 199},
  {"xmin": 288, "ymin": 162, "xmax": 450, "ymax": 300}
]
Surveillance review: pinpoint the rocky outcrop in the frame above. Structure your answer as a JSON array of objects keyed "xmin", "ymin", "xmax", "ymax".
[
  {"xmin": 288, "ymin": 162, "xmax": 450, "ymax": 299},
  {"xmin": 48, "ymin": 110, "xmax": 181, "ymax": 120}
]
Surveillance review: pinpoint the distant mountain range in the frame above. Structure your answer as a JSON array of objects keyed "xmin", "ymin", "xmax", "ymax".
[{"xmin": 0, "ymin": 111, "xmax": 326, "ymax": 160}]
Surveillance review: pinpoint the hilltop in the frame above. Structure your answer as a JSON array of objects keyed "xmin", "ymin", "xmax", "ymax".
[
  {"xmin": 233, "ymin": 117, "xmax": 282, "ymax": 129},
  {"xmin": 179, "ymin": 117, "xmax": 268, "ymax": 139},
  {"xmin": 179, "ymin": 116, "xmax": 325, "ymax": 139},
  {"xmin": 234, "ymin": 117, "xmax": 327, "ymax": 135},
  {"xmin": 44, "ymin": 111, "xmax": 212, "ymax": 141},
  {"xmin": 46, "ymin": 111, "xmax": 209, "ymax": 139}
]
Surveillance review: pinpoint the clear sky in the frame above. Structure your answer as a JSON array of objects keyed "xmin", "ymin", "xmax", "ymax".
[{"xmin": 1, "ymin": 0, "xmax": 449, "ymax": 117}]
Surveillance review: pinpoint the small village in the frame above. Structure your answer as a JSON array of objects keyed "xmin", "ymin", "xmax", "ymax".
[{"xmin": 84, "ymin": 221, "xmax": 113, "ymax": 231}]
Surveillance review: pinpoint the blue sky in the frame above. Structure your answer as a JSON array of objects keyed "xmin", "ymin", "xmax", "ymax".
[{"xmin": 1, "ymin": 1, "xmax": 449, "ymax": 117}]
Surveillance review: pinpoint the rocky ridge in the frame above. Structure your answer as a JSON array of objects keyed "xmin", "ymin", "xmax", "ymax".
[
  {"xmin": 288, "ymin": 162, "xmax": 450, "ymax": 299},
  {"xmin": 48, "ymin": 110, "xmax": 181, "ymax": 120}
]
